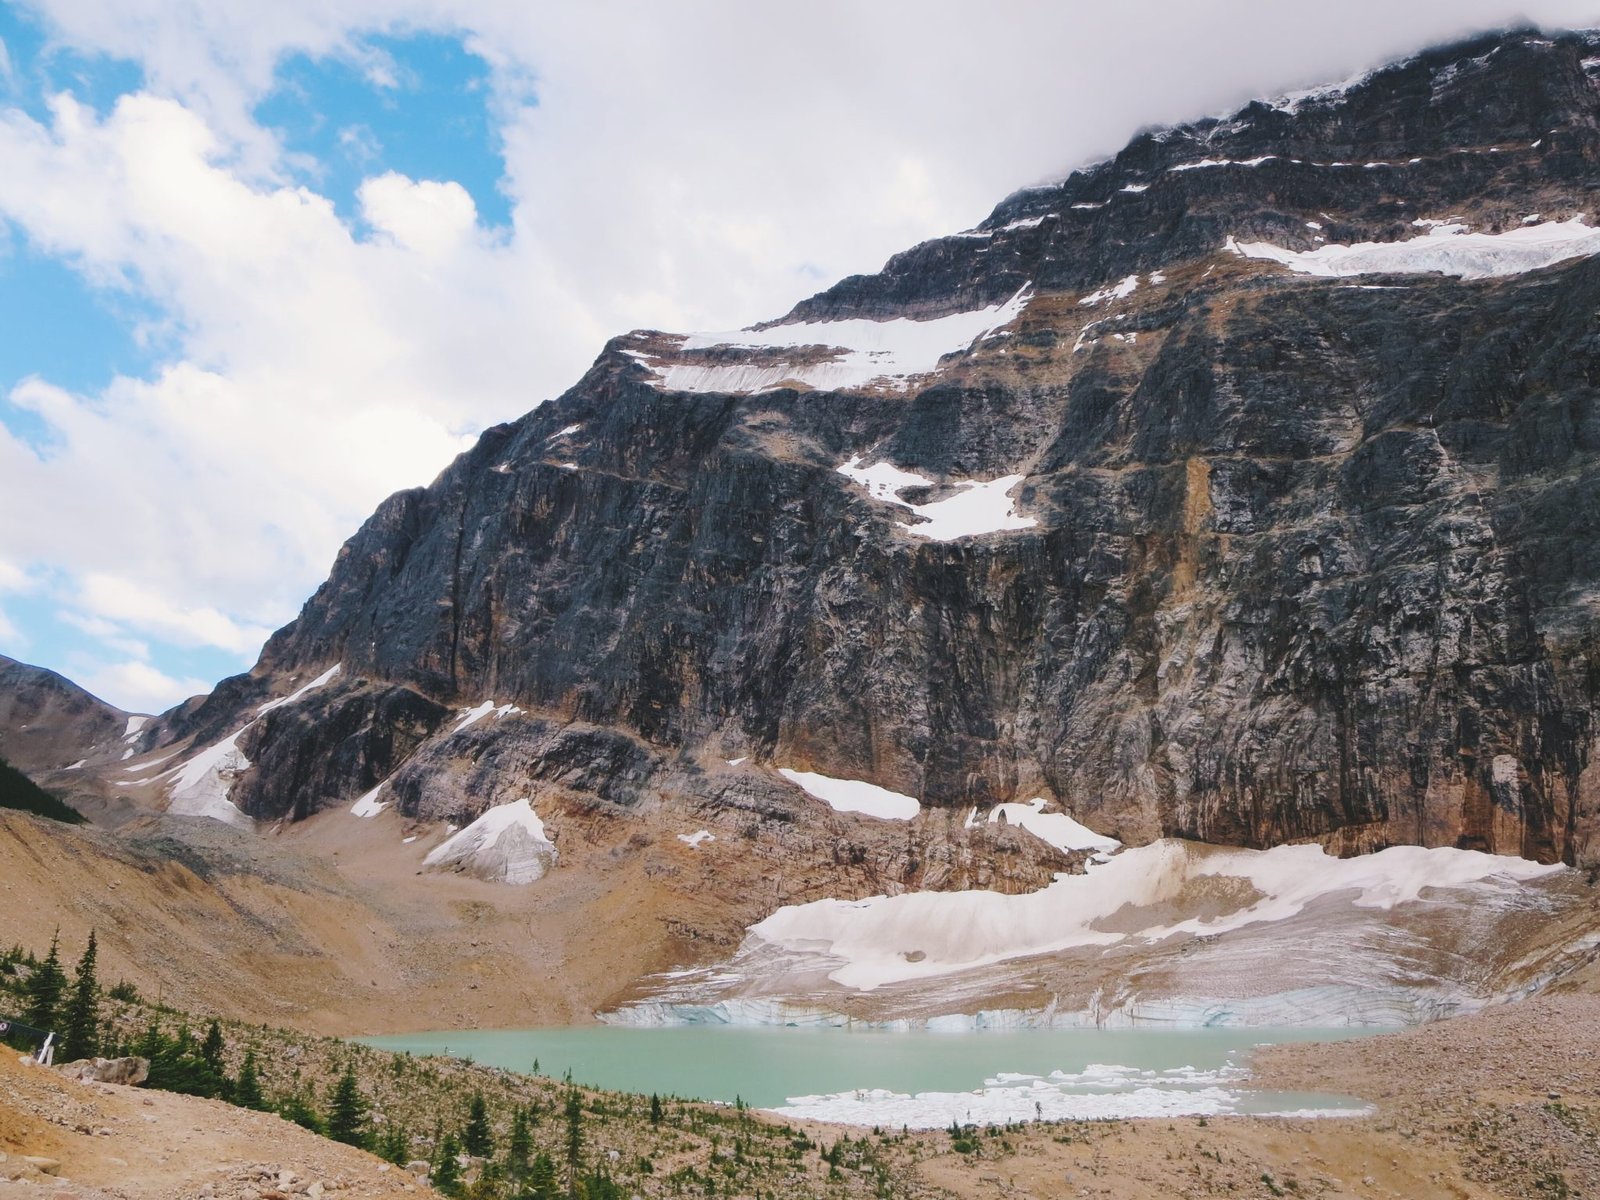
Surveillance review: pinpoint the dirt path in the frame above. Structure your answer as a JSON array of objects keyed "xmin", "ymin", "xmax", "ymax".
[{"xmin": 0, "ymin": 1050, "xmax": 416, "ymax": 1200}]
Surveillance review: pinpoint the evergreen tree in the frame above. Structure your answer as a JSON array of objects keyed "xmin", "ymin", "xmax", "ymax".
[
  {"xmin": 563, "ymin": 1088, "xmax": 584, "ymax": 1200},
  {"xmin": 379, "ymin": 1122, "xmax": 410, "ymax": 1166},
  {"xmin": 649, "ymin": 1093, "xmax": 663, "ymax": 1126},
  {"xmin": 279, "ymin": 1089, "xmax": 326, "ymax": 1135},
  {"xmin": 327, "ymin": 1067, "xmax": 370, "ymax": 1148},
  {"xmin": 58, "ymin": 931, "xmax": 100, "ymax": 1061},
  {"xmin": 462, "ymin": 1090, "xmax": 493, "ymax": 1157},
  {"xmin": 21, "ymin": 932, "xmax": 66, "ymax": 1033},
  {"xmin": 506, "ymin": 1105, "xmax": 532, "ymax": 1176},
  {"xmin": 233, "ymin": 1049, "xmax": 267, "ymax": 1110},
  {"xmin": 526, "ymin": 1152, "xmax": 558, "ymax": 1200},
  {"xmin": 433, "ymin": 1132, "xmax": 463, "ymax": 1197},
  {"xmin": 200, "ymin": 1019, "xmax": 225, "ymax": 1071}
]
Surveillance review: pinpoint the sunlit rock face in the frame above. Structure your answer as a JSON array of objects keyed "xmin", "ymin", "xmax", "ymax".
[{"xmin": 162, "ymin": 29, "xmax": 1600, "ymax": 865}]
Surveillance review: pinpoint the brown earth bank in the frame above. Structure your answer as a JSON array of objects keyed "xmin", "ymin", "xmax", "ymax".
[
  {"xmin": 0, "ymin": 1047, "xmax": 415, "ymax": 1200},
  {"xmin": 0, "ymin": 799, "xmax": 1078, "ymax": 1038}
]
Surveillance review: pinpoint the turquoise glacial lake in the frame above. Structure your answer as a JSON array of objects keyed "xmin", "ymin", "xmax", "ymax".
[{"xmin": 359, "ymin": 1024, "xmax": 1378, "ymax": 1128}]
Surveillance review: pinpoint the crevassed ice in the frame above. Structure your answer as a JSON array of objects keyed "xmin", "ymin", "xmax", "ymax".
[
  {"xmin": 746, "ymin": 840, "xmax": 1562, "ymax": 992},
  {"xmin": 642, "ymin": 285, "xmax": 1031, "ymax": 395},
  {"xmin": 777, "ymin": 768, "xmax": 921, "ymax": 821},
  {"xmin": 836, "ymin": 456, "xmax": 1036, "ymax": 541},
  {"xmin": 1227, "ymin": 218, "xmax": 1600, "ymax": 280}
]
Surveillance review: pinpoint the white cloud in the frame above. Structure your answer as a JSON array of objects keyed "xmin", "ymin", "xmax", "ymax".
[
  {"xmin": 0, "ymin": 0, "xmax": 1595, "ymax": 707},
  {"xmin": 74, "ymin": 658, "xmax": 213, "ymax": 714},
  {"xmin": 359, "ymin": 172, "xmax": 478, "ymax": 257},
  {"xmin": 75, "ymin": 572, "xmax": 273, "ymax": 654},
  {"xmin": 0, "ymin": 604, "xmax": 20, "ymax": 648}
]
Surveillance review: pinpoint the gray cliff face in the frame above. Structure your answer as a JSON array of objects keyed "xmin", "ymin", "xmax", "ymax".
[{"xmin": 170, "ymin": 29, "xmax": 1600, "ymax": 864}]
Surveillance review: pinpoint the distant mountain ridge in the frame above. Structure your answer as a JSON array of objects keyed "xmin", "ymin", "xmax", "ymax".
[{"xmin": 99, "ymin": 27, "xmax": 1600, "ymax": 868}]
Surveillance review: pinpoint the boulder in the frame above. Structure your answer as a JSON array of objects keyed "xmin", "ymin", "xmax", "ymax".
[{"xmin": 55, "ymin": 1056, "xmax": 150, "ymax": 1086}]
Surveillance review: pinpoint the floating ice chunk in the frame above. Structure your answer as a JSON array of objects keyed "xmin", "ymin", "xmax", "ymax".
[
  {"xmin": 836, "ymin": 456, "xmax": 1036, "ymax": 541},
  {"xmin": 1227, "ymin": 219, "xmax": 1600, "ymax": 280},
  {"xmin": 255, "ymin": 665, "xmax": 340, "ymax": 716},
  {"xmin": 423, "ymin": 798, "xmax": 557, "ymax": 885},
  {"xmin": 679, "ymin": 830, "xmax": 715, "ymax": 848},
  {"xmin": 988, "ymin": 799, "xmax": 1120, "ymax": 854},
  {"xmin": 777, "ymin": 768, "xmax": 920, "ymax": 821}
]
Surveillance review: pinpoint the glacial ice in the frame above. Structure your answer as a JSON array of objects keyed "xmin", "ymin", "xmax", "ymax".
[
  {"xmin": 639, "ymin": 285, "xmax": 1032, "ymax": 394},
  {"xmin": 1228, "ymin": 218, "xmax": 1600, "ymax": 280},
  {"xmin": 836, "ymin": 456, "xmax": 1036, "ymax": 541},
  {"xmin": 776, "ymin": 768, "xmax": 921, "ymax": 821},
  {"xmin": 422, "ymin": 797, "xmax": 557, "ymax": 885}
]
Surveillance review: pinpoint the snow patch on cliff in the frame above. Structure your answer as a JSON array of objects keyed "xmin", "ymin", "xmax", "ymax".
[
  {"xmin": 1228, "ymin": 218, "xmax": 1600, "ymax": 279},
  {"xmin": 452, "ymin": 700, "xmax": 523, "ymax": 735},
  {"xmin": 255, "ymin": 665, "xmax": 340, "ymax": 716},
  {"xmin": 643, "ymin": 285, "xmax": 1031, "ymax": 394},
  {"xmin": 351, "ymin": 782, "xmax": 388, "ymax": 818},
  {"xmin": 837, "ymin": 457, "xmax": 1036, "ymax": 541},
  {"xmin": 422, "ymin": 798, "xmax": 557, "ymax": 885},
  {"xmin": 159, "ymin": 665, "xmax": 342, "ymax": 828},
  {"xmin": 777, "ymin": 768, "xmax": 920, "ymax": 820},
  {"xmin": 988, "ymin": 799, "xmax": 1120, "ymax": 854}
]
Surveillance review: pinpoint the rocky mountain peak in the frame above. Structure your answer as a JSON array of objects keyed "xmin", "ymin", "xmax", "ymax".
[{"xmin": 123, "ymin": 26, "xmax": 1600, "ymax": 870}]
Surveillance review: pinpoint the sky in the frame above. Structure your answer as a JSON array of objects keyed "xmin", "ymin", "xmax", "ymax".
[{"xmin": 0, "ymin": 0, "xmax": 1596, "ymax": 713}]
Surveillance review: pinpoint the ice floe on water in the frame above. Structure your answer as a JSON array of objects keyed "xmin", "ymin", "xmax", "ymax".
[
  {"xmin": 777, "ymin": 768, "xmax": 921, "ymax": 821},
  {"xmin": 1228, "ymin": 218, "xmax": 1600, "ymax": 280},
  {"xmin": 422, "ymin": 797, "xmax": 557, "ymax": 885},
  {"xmin": 836, "ymin": 456, "xmax": 1036, "ymax": 541},
  {"xmin": 638, "ymin": 285, "xmax": 1031, "ymax": 394}
]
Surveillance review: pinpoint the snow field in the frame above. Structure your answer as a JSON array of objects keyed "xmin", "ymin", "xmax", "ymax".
[
  {"xmin": 836, "ymin": 456, "xmax": 1035, "ymax": 541},
  {"xmin": 640, "ymin": 285, "xmax": 1032, "ymax": 394},
  {"xmin": 1228, "ymin": 218, "xmax": 1600, "ymax": 280},
  {"xmin": 422, "ymin": 797, "xmax": 557, "ymax": 885},
  {"xmin": 777, "ymin": 768, "xmax": 921, "ymax": 820}
]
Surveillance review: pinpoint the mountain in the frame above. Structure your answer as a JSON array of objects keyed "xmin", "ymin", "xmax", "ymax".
[
  {"xmin": 0, "ymin": 654, "xmax": 134, "ymax": 773},
  {"xmin": 142, "ymin": 27, "xmax": 1600, "ymax": 874}
]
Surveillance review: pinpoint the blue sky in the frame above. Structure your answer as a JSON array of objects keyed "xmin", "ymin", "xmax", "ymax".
[
  {"xmin": 0, "ymin": 0, "xmax": 1595, "ymax": 713},
  {"xmin": 0, "ymin": 4, "xmax": 516, "ymax": 710}
]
